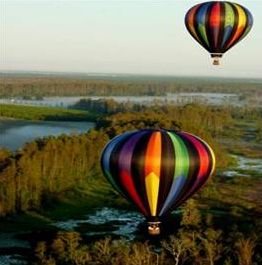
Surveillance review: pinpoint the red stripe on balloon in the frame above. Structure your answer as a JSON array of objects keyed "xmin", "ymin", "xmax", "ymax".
[
  {"xmin": 210, "ymin": 2, "xmax": 221, "ymax": 28},
  {"xmin": 119, "ymin": 170, "xmax": 148, "ymax": 216},
  {"xmin": 210, "ymin": 2, "xmax": 221, "ymax": 48},
  {"xmin": 189, "ymin": 134, "xmax": 209, "ymax": 180},
  {"xmin": 179, "ymin": 133, "xmax": 210, "ymax": 201}
]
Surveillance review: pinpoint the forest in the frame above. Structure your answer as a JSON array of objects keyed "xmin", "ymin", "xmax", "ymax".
[
  {"xmin": 0, "ymin": 73, "xmax": 261, "ymax": 265},
  {"xmin": 0, "ymin": 103, "xmax": 235, "ymax": 216},
  {"xmin": 0, "ymin": 98, "xmax": 261, "ymax": 264},
  {"xmin": 1, "ymin": 74, "xmax": 262, "ymax": 98}
]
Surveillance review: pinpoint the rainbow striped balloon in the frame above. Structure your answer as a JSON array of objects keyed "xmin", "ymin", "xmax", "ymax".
[
  {"xmin": 185, "ymin": 1, "xmax": 253, "ymax": 65},
  {"xmin": 101, "ymin": 129, "xmax": 215, "ymax": 220}
]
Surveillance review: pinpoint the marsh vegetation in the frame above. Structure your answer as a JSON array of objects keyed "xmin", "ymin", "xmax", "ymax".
[{"xmin": 0, "ymin": 75, "xmax": 261, "ymax": 264}]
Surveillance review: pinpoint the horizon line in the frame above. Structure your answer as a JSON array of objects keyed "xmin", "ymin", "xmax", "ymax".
[{"xmin": 1, "ymin": 69, "xmax": 262, "ymax": 81}]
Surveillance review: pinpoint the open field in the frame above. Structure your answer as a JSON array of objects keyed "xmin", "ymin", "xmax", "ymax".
[{"xmin": 0, "ymin": 104, "xmax": 97, "ymax": 121}]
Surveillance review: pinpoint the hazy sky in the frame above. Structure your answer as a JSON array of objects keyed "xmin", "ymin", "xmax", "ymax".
[{"xmin": 1, "ymin": 0, "xmax": 262, "ymax": 78}]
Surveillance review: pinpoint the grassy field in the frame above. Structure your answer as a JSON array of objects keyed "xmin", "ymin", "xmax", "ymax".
[{"xmin": 0, "ymin": 104, "xmax": 98, "ymax": 121}]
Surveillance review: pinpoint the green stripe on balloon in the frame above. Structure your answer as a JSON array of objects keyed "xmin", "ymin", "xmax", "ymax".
[
  {"xmin": 224, "ymin": 2, "xmax": 235, "ymax": 28},
  {"xmin": 158, "ymin": 132, "xmax": 189, "ymax": 216},
  {"xmin": 168, "ymin": 132, "xmax": 189, "ymax": 179},
  {"xmin": 198, "ymin": 24, "xmax": 210, "ymax": 48}
]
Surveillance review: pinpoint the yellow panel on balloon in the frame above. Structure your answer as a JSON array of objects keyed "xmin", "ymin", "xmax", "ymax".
[{"xmin": 145, "ymin": 172, "xmax": 160, "ymax": 216}]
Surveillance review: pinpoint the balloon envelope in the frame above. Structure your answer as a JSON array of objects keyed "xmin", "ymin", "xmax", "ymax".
[
  {"xmin": 101, "ymin": 129, "xmax": 215, "ymax": 221},
  {"xmin": 185, "ymin": 1, "xmax": 253, "ymax": 65}
]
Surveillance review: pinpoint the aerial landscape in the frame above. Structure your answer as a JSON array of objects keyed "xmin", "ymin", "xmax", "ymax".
[{"xmin": 0, "ymin": 1, "xmax": 261, "ymax": 265}]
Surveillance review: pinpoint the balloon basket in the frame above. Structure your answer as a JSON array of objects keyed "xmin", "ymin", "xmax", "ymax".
[
  {"xmin": 211, "ymin": 53, "xmax": 223, "ymax": 66},
  {"xmin": 213, "ymin": 58, "xmax": 220, "ymax": 65},
  {"xmin": 148, "ymin": 221, "xmax": 161, "ymax": 236}
]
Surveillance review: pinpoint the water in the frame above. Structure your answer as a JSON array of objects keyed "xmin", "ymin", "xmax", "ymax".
[
  {"xmin": 0, "ymin": 233, "xmax": 29, "ymax": 265},
  {"xmin": 0, "ymin": 120, "xmax": 95, "ymax": 151},
  {"xmin": 1, "ymin": 153, "xmax": 261, "ymax": 264},
  {"xmin": 0, "ymin": 233, "xmax": 30, "ymax": 249},
  {"xmin": 54, "ymin": 207, "xmax": 144, "ymax": 240},
  {"xmin": 223, "ymin": 155, "xmax": 262, "ymax": 177},
  {"xmin": 0, "ymin": 92, "xmax": 242, "ymax": 107},
  {"xmin": 0, "ymin": 208, "xmax": 144, "ymax": 264},
  {"xmin": 0, "ymin": 255, "xmax": 27, "ymax": 265}
]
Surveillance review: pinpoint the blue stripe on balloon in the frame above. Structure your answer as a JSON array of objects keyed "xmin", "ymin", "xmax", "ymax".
[
  {"xmin": 102, "ymin": 132, "xmax": 133, "ymax": 195},
  {"xmin": 159, "ymin": 176, "xmax": 186, "ymax": 216},
  {"xmin": 196, "ymin": 2, "xmax": 211, "ymax": 46},
  {"xmin": 222, "ymin": 26, "xmax": 234, "ymax": 47}
]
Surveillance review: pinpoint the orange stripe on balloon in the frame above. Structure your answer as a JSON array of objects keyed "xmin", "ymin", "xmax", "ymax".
[
  {"xmin": 144, "ymin": 132, "xmax": 161, "ymax": 178},
  {"xmin": 187, "ymin": 5, "xmax": 201, "ymax": 43},
  {"xmin": 226, "ymin": 26, "xmax": 245, "ymax": 49}
]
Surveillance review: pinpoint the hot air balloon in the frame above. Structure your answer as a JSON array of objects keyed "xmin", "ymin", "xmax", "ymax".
[
  {"xmin": 101, "ymin": 129, "xmax": 215, "ymax": 235},
  {"xmin": 185, "ymin": 1, "xmax": 253, "ymax": 65}
]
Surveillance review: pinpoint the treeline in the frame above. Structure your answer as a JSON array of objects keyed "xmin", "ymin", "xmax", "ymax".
[
  {"xmin": 73, "ymin": 97, "xmax": 262, "ymax": 120},
  {"xmin": 1, "ymin": 75, "xmax": 262, "ymax": 98},
  {"xmin": 96, "ymin": 104, "xmax": 233, "ymax": 169},
  {"xmin": 34, "ymin": 200, "xmax": 260, "ymax": 265},
  {"xmin": 0, "ymin": 104, "xmax": 97, "ymax": 121},
  {"xmin": 35, "ymin": 233, "xmax": 258, "ymax": 265},
  {"xmin": 0, "ymin": 103, "xmax": 234, "ymax": 216},
  {"xmin": 96, "ymin": 103, "xmax": 230, "ymax": 136},
  {"xmin": 74, "ymin": 98, "xmax": 233, "ymax": 130},
  {"xmin": 75, "ymin": 98, "xmax": 262, "ymax": 144},
  {"xmin": 0, "ymin": 131, "xmax": 109, "ymax": 216},
  {"xmin": 72, "ymin": 98, "xmax": 144, "ymax": 115}
]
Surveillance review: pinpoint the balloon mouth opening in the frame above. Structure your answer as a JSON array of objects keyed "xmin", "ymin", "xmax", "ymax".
[
  {"xmin": 148, "ymin": 221, "xmax": 161, "ymax": 235},
  {"xmin": 211, "ymin": 53, "xmax": 223, "ymax": 66}
]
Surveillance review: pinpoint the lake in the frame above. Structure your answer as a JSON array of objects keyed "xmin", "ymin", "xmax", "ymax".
[
  {"xmin": 0, "ymin": 119, "xmax": 95, "ymax": 151},
  {"xmin": 0, "ymin": 92, "xmax": 242, "ymax": 107}
]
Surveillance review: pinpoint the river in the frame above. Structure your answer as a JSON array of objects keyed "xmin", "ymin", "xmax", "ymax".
[{"xmin": 0, "ymin": 119, "xmax": 95, "ymax": 151}]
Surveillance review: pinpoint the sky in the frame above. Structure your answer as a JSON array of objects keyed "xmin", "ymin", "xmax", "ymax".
[{"xmin": 1, "ymin": 0, "xmax": 262, "ymax": 78}]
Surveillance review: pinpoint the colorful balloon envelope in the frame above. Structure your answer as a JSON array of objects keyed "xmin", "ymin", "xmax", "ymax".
[
  {"xmin": 101, "ymin": 129, "xmax": 215, "ymax": 235},
  {"xmin": 185, "ymin": 1, "xmax": 253, "ymax": 65}
]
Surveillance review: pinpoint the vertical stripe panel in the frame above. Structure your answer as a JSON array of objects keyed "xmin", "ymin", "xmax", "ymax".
[
  {"xmin": 118, "ymin": 132, "xmax": 148, "ymax": 215},
  {"xmin": 159, "ymin": 132, "xmax": 189, "ymax": 216},
  {"xmin": 237, "ymin": 8, "xmax": 253, "ymax": 42},
  {"xmin": 131, "ymin": 131, "xmax": 152, "ymax": 216},
  {"xmin": 185, "ymin": 5, "xmax": 202, "ymax": 43},
  {"xmin": 221, "ymin": 2, "xmax": 235, "ymax": 48},
  {"xmin": 226, "ymin": 4, "xmax": 247, "ymax": 49},
  {"xmin": 196, "ymin": 2, "xmax": 211, "ymax": 47},
  {"xmin": 145, "ymin": 132, "xmax": 162, "ymax": 177},
  {"xmin": 209, "ymin": 2, "xmax": 221, "ymax": 48},
  {"xmin": 157, "ymin": 131, "xmax": 175, "ymax": 215},
  {"xmin": 175, "ymin": 133, "xmax": 210, "ymax": 205},
  {"xmin": 145, "ymin": 132, "xmax": 161, "ymax": 216},
  {"xmin": 101, "ymin": 132, "xmax": 132, "ymax": 196}
]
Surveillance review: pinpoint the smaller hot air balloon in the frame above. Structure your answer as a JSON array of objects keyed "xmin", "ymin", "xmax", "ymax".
[
  {"xmin": 185, "ymin": 1, "xmax": 253, "ymax": 65},
  {"xmin": 101, "ymin": 129, "xmax": 215, "ymax": 235}
]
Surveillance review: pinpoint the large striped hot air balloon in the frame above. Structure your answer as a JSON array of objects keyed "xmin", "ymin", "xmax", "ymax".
[
  {"xmin": 101, "ymin": 129, "xmax": 215, "ymax": 235},
  {"xmin": 185, "ymin": 1, "xmax": 253, "ymax": 65}
]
